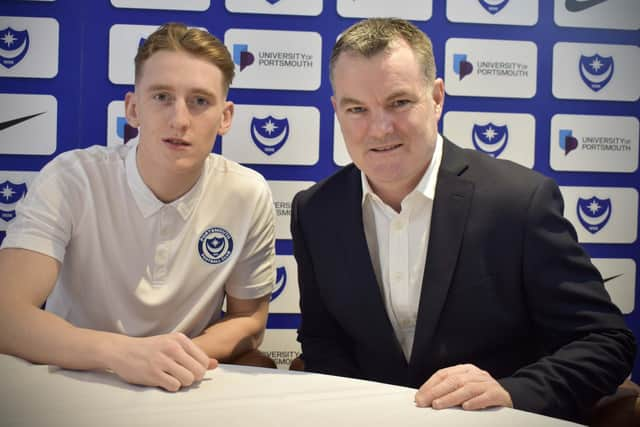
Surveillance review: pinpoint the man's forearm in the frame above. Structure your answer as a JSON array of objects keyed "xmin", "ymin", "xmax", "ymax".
[
  {"xmin": 192, "ymin": 294, "xmax": 269, "ymax": 362},
  {"xmin": 0, "ymin": 299, "xmax": 121, "ymax": 371},
  {"xmin": 192, "ymin": 313, "xmax": 266, "ymax": 361}
]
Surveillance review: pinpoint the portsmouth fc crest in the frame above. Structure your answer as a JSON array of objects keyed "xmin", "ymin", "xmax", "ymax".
[
  {"xmin": 250, "ymin": 116, "xmax": 289, "ymax": 156},
  {"xmin": 270, "ymin": 266, "xmax": 287, "ymax": 301},
  {"xmin": 0, "ymin": 28, "xmax": 30, "ymax": 69},
  {"xmin": 0, "ymin": 181, "xmax": 28, "ymax": 204},
  {"xmin": 579, "ymin": 54, "xmax": 614, "ymax": 92},
  {"xmin": 478, "ymin": 0, "xmax": 510, "ymax": 14},
  {"xmin": 577, "ymin": 196, "xmax": 612, "ymax": 234},
  {"xmin": 472, "ymin": 123, "xmax": 509, "ymax": 158},
  {"xmin": 0, "ymin": 210, "xmax": 16, "ymax": 222},
  {"xmin": 198, "ymin": 227, "xmax": 234, "ymax": 264}
]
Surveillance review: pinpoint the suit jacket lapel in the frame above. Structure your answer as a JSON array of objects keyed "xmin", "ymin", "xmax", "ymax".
[
  {"xmin": 340, "ymin": 166, "xmax": 407, "ymax": 365},
  {"xmin": 410, "ymin": 140, "xmax": 474, "ymax": 369}
]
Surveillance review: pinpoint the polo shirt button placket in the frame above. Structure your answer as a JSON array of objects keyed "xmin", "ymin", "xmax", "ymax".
[{"xmin": 153, "ymin": 208, "xmax": 172, "ymax": 284}]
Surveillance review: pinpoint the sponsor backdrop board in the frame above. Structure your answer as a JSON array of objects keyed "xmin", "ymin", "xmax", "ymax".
[{"xmin": 0, "ymin": 1, "xmax": 638, "ymax": 379}]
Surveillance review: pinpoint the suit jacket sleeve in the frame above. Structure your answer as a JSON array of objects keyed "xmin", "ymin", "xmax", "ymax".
[
  {"xmin": 291, "ymin": 191, "xmax": 363, "ymax": 378},
  {"xmin": 497, "ymin": 177, "xmax": 636, "ymax": 419}
]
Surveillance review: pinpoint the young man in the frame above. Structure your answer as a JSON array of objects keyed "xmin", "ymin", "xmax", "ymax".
[
  {"xmin": 0, "ymin": 23, "xmax": 276, "ymax": 392},
  {"xmin": 291, "ymin": 18, "xmax": 636, "ymax": 423}
]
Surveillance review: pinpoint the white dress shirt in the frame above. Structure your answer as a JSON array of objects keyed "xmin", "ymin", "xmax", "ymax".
[{"xmin": 361, "ymin": 134, "xmax": 443, "ymax": 360}]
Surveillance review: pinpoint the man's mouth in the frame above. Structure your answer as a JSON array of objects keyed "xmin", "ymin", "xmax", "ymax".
[
  {"xmin": 164, "ymin": 138, "xmax": 190, "ymax": 146},
  {"xmin": 371, "ymin": 144, "xmax": 401, "ymax": 152}
]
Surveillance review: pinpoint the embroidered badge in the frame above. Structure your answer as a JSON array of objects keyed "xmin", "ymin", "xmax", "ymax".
[{"xmin": 198, "ymin": 227, "xmax": 233, "ymax": 264}]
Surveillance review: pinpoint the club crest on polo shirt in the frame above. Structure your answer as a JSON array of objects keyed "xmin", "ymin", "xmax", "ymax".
[{"xmin": 198, "ymin": 227, "xmax": 233, "ymax": 264}]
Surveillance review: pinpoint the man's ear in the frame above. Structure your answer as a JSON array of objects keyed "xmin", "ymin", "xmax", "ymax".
[
  {"xmin": 124, "ymin": 91, "xmax": 140, "ymax": 128},
  {"xmin": 217, "ymin": 101, "xmax": 234, "ymax": 136},
  {"xmin": 331, "ymin": 95, "xmax": 337, "ymax": 113},
  {"xmin": 432, "ymin": 78, "xmax": 445, "ymax": 120}
]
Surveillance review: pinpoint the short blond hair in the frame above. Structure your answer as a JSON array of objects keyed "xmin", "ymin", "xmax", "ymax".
[
  {"xmin": 135, "ymin": 23, "xmax": 234, "ymax": 93},
  {"xmin": 330, "ymin": 18, "xmax": 435, "ymax": 88}
]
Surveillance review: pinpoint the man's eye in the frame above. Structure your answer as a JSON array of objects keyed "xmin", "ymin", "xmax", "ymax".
[
  {"xmin": 392, "ymin": 99, "xmax": 411, "ymax": 108},
  {"xmin": 347, "ymin": 106, "xmax": 366, "ymax": 114},
  {"xmin": 192, "ymin": 97, "xmax": 210, "ymax": 107},
  {"xmin": 153, "ymin": 93, "xmax": 171, "ymax": 102}
]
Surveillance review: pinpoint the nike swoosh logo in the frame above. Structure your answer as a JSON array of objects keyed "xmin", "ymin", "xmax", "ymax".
[
  {"xmin": 565, "ymin": 0, "xmax": 608, "ymax": 12},
  {"xmin": 0, "ymin": 112, "xmax": 46, "ymax": 132},
  {"xmin": 603, "ymin": 274, "xmax": 623, "ymax": 283}
]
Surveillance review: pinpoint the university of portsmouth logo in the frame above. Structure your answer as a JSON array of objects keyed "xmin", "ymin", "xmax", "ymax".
[
  {"xmin": 579, "ymin": 54, "xmax": 614, "ymax": 92},
  {"xmin": 198, "ymin": 227, "xmax": 233, "ymax": 264},
  {"xmin": 265, "ymin": 0, "xmax": 281, "ymax": 4},
  {"xmin": 250, "ymin": 116, "xmax": 289, "ymax": 155},
  {"xmin": 577, "ymin": 196, "xmax": 612, "ymax": 234},
  {"xmin": 472, "ymin": 123, "xmax": 508, "ymax": 158},
  {"xmin": 116, "ymin": 117, "xmax": 138, "ymax": 144},
  {"xmin": 559, "ymin": 129, "xmax": 579, "ymax": 155},
  {"xmin": 478, "ymin": 0, "xmax": 510, "ymax": 14},
  {"xmin": 233, "ymin": 44, "xmax": 254, "ymax": 71},
  {"xmin": 453, "ymin": 54, "xmax": 473, "ymax": 80},
  {"xmin": 0, "ymin": 181, "xmax": 28, "ymax": 204},
  {"xmin": 0, "ymin": 27, "xmax": 30, "ymax": 69},
  {"xmin": 270, "ymin": 266, "xmax": 287, "ymax": 301}
]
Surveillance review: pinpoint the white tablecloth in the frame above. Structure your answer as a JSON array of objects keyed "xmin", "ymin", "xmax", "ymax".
[{"xmin": 0, "ymin": 354, "xmax": 582, "ymax": 426}]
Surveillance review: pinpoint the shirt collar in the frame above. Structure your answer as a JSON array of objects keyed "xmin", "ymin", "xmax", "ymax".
[
  {"xmin": 125, "ymin": 142, "xmax": 209, "ymax": 220},
  {"xmin": 361, "ymin": 133, "xmax": 443, "ymax": 206}
]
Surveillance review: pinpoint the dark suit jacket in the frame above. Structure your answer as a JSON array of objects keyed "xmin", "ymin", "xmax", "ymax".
[{"xmin": 291, "ymin": 138, "xmax": 636, "ymax": 423}]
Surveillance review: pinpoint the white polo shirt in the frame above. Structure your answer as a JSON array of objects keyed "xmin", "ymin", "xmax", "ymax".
[{"xmin": 2, "ymin": 142, "xmax": 275, "ymax": 338}]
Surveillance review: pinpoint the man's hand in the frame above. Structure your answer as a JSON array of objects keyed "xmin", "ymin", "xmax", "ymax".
[
  {"xmin": 414, "ymin": 364, "xmax": 512, "ymax": 410},
  {"xmin": 107, "ymin": 332, "xmax": 217, "ymax": 392}
]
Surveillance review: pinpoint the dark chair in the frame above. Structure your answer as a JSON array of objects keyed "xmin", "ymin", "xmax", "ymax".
[
  {"xmin": 226, "ymin": 349, "xmax": 277, "ymax": 369},
  {"xmin": 590, "ymin": 379, "xmax": 640, "ymax": 427},
  {"xmin": 288, "ymin": 354, "xmax": 305, "ymax": 371}
]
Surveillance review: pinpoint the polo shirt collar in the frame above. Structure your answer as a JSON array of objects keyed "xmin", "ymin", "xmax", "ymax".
[
  {"xmin": 361, "ymin": 133, "xmax": 443, "ymax": 206},
  {"xmin": 125, "ymin": 142, "xmax": 208, "ymax": 220}
]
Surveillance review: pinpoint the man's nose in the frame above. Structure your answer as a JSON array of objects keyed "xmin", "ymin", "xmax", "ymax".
[
  {"xmin": 169, "ymin": 99, "xmax": 190, "ymax": 130},
  {"xmin": 368, "ymin": 109, "xmax": 393, "ymax": 139}
]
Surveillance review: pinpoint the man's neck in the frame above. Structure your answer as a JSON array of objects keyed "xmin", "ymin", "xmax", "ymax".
[
  {"xmin": 136, "ymin": 152, "xmax": 203, "ymax": 204},
  {"xmin": 369, "ymin": 180, "xmax": 416, "ymax": 213}
]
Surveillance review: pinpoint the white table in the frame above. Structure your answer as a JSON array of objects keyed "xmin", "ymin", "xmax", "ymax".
[{"xmin": 0, "ymin": 354, "xmax": 582, "ymax": 426}]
